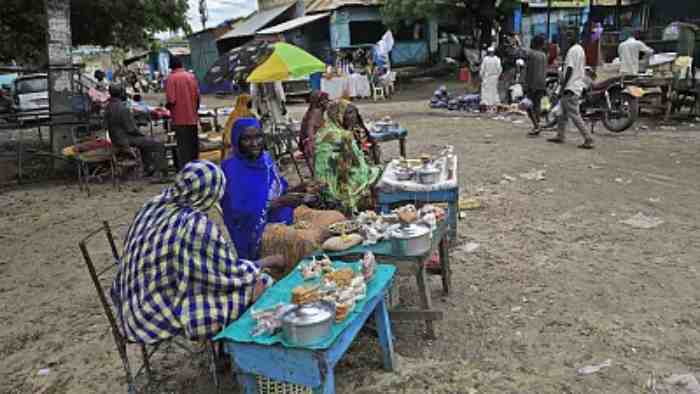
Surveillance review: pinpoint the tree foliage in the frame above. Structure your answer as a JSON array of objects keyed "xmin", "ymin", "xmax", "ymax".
[{"xmin": 0, "ymin": 0, "xmax": 190, "ymax": 65}]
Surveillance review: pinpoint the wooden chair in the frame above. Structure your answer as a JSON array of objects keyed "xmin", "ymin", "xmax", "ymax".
[{"xmin": 78, "ymin": 221, "xmax": 220, "ymax": 393}]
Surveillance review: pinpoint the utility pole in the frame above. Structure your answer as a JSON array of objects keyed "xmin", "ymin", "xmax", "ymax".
[
  {"xmin": 546, "ymin": 0, "xmax": 552, "ymax": 41},
  {"xmin": 615, "ymin": 0, "xmax": 622, "ymax": 30},
  {"xmin": 45, "ymin": 0, "xmax": 73, "ymax": 169},
  {"xmin": 199, "ymin": 0, "xmax": 208, "ymax": 29}
]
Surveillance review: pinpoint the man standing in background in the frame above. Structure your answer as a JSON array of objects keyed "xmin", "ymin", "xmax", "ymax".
[
  {"xmin": 618, "ymin": 31, "xmax": 654, "ymax": 75},
  {"xmin": 166, "ymin": 57, "xmax": 200, "ymax": 169},
  {"xmin": 520, "ymin": 35, "xmax": 548, "ymax": 136}
]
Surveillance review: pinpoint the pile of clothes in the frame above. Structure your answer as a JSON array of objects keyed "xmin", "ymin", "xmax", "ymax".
[{"xmin": 429, "ymin": 86, "xmax": 481, "ymax": 111}]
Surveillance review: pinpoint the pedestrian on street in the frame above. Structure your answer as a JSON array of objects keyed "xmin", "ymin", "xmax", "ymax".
[
  {"xmin": 548, "ymin": 35, "xmax": 594, "ymax": 150},
  {"xmin": 520, "ymin": 35, "xmax": 548, "ymax": 136},
  {"xmin": 480, "ymin": 46, "xmax": 502, "ymax": 109},
  {"xmin": 618, "ymin": 31, "xmax": 654, "ymax": 75},
  {"xmin": 166, "ymin": 56, "xmax": 200, "ymax": 169}
]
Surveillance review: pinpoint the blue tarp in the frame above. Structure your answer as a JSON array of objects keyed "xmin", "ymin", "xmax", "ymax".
[{"xmin": 390, "ymin": 41, "xmax": 429, "ymax": 66}]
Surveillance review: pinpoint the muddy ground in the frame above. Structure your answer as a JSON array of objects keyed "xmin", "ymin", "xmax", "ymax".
[{"xmin": 1, "ymin": 82, "xmax": 700, "ymax": 393}]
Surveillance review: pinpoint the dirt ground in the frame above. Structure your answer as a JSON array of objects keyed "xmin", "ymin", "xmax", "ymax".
[{"xmin": 2, "ymin": 82, "xmax": 700, "ymax": 393}]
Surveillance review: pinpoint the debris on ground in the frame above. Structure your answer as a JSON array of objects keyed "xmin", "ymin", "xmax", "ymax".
[
  {"xmin": 621, "ymin": 212, "xmax": 664, "ymax": 229},
  {"xmin": 460, "ymin": 198, "xmax": 482, "ymax": 210},
  {"xmin": 519, "ymin": 169, "xmax": 546, "ymax": 181},
  {"xmin": 576, "ymin": 359, "xmax": 612, "ymax": 376},
  {"xmin": 458, "ymin": 242, "xmax": 480, "ymax": 254},
  {"xmin": 37, "ymin": 368, "xmax": 50, "ymax": 376},
  {"xmin": 648, "ymin": 373, "xmax": 700, "ymax": 394},
  {"xmin": 502, "ymin": 174, "xmax": 517, "ymax": 182}
]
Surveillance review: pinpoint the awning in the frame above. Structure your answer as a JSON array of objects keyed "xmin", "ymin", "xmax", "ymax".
[
  {"xmin": 218, "ymin": 3, "xmax": 296, "ymax": 40},
  {"xmin": 257, "ymin": 13, "xmax": 330, "ymax": 35},
  {"xmin": 528, "ymin": 0, "xmax": 589, "ymax": 8}
]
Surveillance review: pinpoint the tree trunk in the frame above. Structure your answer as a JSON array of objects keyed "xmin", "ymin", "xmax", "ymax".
[{"xmin": 45, "ymin": 0, "xmax": 74, "ymax": 169}]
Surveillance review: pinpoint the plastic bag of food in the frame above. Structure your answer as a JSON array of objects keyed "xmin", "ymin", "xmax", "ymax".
[{"xmin": 322, "ymin": 234, "xmax": 363, "ymax": 252}]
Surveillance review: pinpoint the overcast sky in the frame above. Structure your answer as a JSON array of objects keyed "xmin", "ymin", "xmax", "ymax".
[{"xmin": 187, "ymin": 0, "xmax": 257, "ymax": 31}]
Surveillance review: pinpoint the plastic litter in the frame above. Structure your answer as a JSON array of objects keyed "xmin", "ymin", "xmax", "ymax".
[
  {"xmin": 621, "ymin": 212, "xmax": 664, "ymax": 229},
  {"xmin": 38, "ymin": 368, "xmax": 50, "ymax": 376},
  {"xmin": 576, "ymin": 359, "xmax": 612, "ymax": 376}
]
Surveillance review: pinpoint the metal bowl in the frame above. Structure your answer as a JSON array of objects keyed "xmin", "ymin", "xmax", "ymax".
[
  {"xmin": 390, "ymin": 223, "xmax": 432, "ymax": 256},
  {"xmin": 395, "ymin": 168, "xmax": 415, "ymax": 181},
  {"xmin": 416, "ymin": 166, "xmax": 441, "ymax": 184},
  {"xmin": 281, "ymin": 301, "xmax": 336, "ymax": 347}
]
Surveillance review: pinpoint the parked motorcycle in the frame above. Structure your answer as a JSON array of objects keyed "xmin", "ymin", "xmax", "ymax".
[{"xmin": 542, "ymin": 68, "xmax": 643, "ymax": 133}]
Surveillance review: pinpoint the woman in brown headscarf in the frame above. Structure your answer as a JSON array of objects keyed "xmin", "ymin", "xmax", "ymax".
[
  {"xmin": 299, "ymin": 91, "xmax": 329, "ymax": 174},
  {"xmin": 338, "ymin": 99, "xmax": 379, "ymax": 164}
]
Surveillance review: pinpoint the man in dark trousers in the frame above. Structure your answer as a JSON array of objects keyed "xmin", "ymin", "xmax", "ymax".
[
  {"xmin": 104, "ymin": 84, "xmax": 169, "ymax": 182},
  {"xmin": 520, "ymin": 34, "xmax": 548, "ymax": 136},
  {"xmin": 165, "ymin": 57, "xmax": 200, "ymax": 169}
]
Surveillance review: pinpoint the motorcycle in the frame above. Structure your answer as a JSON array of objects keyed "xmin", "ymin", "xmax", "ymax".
[{"xmin": 542, "ymin": 68, "xmax": 643, "ymax": 133}]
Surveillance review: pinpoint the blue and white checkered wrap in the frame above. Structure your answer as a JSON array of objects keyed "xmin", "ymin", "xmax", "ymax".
[{"xmin": 111, "ymin": 160, "xmax": 271, "ymax": 344}]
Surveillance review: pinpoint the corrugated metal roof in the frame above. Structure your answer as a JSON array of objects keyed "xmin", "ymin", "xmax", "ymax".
[
  {"xmin": 218, "ymin": 3, "xmax": 296, "ymax": 40},
  {"xmin": 305, "ymin": 0, "xmax": 383, "ymax": 13},
  {"xmin": 257, "ymin": 13, "xmax": 330, "ymax": 34}
]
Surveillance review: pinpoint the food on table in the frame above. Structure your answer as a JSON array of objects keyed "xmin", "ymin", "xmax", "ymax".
[
  {"xmin": 324, "ymin": 268, "xmax": 354, "ymax": 288},
  {"xmin": 362, "ymin": 252, "xmax": 376, "ymax": 281},
  {"xmin": 395, "ymin": 204, "xmax": 418, "ymax": 224},
  {"xmin": 419, "ymin": 204, "xmax": 446, "ymax": 221},
  {"xmin": 292, "ymin": 285, "xmax": 321, "ymax": 305},
  {"xmin": 251, "ymin": 303, "xmax": 296, "ymax": 337},
  {"xmin": 300, "ymin": 255, "xmax": 334, "ymax": 280},
  {"xmin": 328, "ymin": 220, "xmax": 360, "ymax": 235},
  {"xmin": 357, "ymin": 211, "xmax": 378, "ymax": 224},
  {"xmin": 335, "ymin": 303, "xmax": 351, "ymax": 323},
  {"xmin": 322, "ymin": 233, "xmax": 363, "ymax": 252}
]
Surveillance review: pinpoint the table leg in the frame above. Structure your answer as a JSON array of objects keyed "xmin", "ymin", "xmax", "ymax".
[
  {"xmin": 374, "ymin": 296, "xmax": 396, "ymax": 371},
  {"xmin": 378, "ymin": 202, "xmax": 390, "ymax": 215},
  {"xmin": 399, "ymin": 137, "xmax": 406, "ymax": 158},
  {"xmin": 236, "ymin": 373, "xmax": 257, "ymax": 394},
  {"xmin": 439, "ymin": 238, "xmax": 451, "ymax": 295},
  {"xmin": 448, "ymin": 198, "xmax": 458, "ymax": 242},
  {"xmin": 313, "ymin": 368, "xmax": 335, "ymax": 394},
  {"xmin": 415, "ymin": 264, "xmax": 436, "ymax": 339}
]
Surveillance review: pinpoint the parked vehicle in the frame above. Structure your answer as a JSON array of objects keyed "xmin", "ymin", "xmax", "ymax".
[
  {"xmin": 542, "ymin": 69, "xmax": 642, "ymax": 133},
  {"xmin": 13, "ymin": 73, "xmax": 49, "ymax": 124}
]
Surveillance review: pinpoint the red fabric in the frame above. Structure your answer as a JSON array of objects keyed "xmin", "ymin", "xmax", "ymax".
[
  {"xmin": 150, "ymin": 106, "xmax": 171, "ymax": 120},
  {"xmin": 165, "ymin": 69, "xmax": 200, "ymax": 126}
]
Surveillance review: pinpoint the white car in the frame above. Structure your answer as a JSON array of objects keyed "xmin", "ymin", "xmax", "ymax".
[{"xmin": 13, "ymin": 74, "xmax": 49, "ymax": 124}]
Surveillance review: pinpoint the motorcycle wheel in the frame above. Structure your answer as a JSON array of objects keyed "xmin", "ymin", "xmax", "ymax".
[{"xmin": 602, "ymin": 91, "xmax": 638, "ymax": 133}]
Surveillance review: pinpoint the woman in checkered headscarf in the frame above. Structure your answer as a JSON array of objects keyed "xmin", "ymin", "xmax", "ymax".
[{"xmin": 111, "ymin": 160, "xmax": 284, "ymax": 344}]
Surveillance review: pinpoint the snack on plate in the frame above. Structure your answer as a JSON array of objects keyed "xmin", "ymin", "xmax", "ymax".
[
  {"xmin": 292, "ymin": 285, "xmax": 321, "ymax": 305},
  {"xmin": 362, "ymin": 252, "xmax": 376, "ymax": 281},
  {"xmin": 335, "ymin": 303, "xmax": 351, "ymax": 322},
  {"xmin": 322, "ymin": 233, "xmax": 363, "ymax": 252},
  {"xmin": 251, "ymin": 303, "xmax": 296, "ymax": 337},
  {"xmin": 328, "ymin": 220, "xmax": 360, "ymax": 235},
  {"xmin": 419, "ymin": 204, "xmax": 446, "ymax": 221},
  {"xmin": 325, "ymin": 268, "xmax": 354, "ymax": 288},
  {"xmin": 294, "ymin": 220, "xmax": 311, "ymax": 230},
  {"xmin": 395, "ymin": 204, "xmax": 418, "ymax": 224},
  {"xmin": 300, "ymin": 255, "xmax": 334, "ymax": 280}
]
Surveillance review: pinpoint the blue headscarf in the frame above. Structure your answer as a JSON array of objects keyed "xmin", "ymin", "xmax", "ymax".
[{"xmin": 220, "ymin": 117, "xmax": 292, "ymax": 261}]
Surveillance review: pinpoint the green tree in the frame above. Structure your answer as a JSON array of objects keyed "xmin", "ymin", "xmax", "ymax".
[{"xmin": 0, "ymin": 0, "xmax": 190, "ymax": 65}]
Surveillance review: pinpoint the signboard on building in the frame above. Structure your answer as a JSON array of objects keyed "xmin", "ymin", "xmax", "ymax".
[
  {"xmin": 528, "ymin": 0, "xmax": 590, "ymax": 8},
  {"xmin": 592, "ymin": 0, "xmax": 640, "ymax": 5}
]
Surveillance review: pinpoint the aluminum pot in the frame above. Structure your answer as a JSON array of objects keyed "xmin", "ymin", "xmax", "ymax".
[
  {"xmin": 281, "ymin": 301, "xmax": 335, "ymax": 347},
  {"xmin": 390, "ymin": 223, "xmax": 432, "ymax": 256},
  {"xmin": 395, "ymin": 168, "xmax": 415, "ymax": 181},
  {"xmin": 416, "ymin": 166, "xmax": 440, "ymax": 184}
]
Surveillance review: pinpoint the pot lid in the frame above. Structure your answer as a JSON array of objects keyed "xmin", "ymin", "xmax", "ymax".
[
  {"xmin": 417, "ymin": 166, "xmax": 440, "ymax": 175},
  {"xmin": 392, "ymin": 223, "xmax": 430, "ymax": 239},
  {"xmin": 282, "ymin": 302, "xmax": 334, "ymax": 326}
]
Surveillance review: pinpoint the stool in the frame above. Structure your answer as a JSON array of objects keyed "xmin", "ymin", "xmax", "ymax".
[{"xmin": 372, "ymin": 85, "xmax": 386, "ymax": 101}]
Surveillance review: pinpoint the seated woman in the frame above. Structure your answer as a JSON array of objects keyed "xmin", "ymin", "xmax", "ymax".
[
  {"xmin": 299, "ymin": 91, "xmax": 329, "ymax": 173},
  {"xmin": 337, "ymin": 99, "xmax": 380, "ymax": 164},
  {"xmin": 220, "ymin": 117, "xmax": 345, "ymax": 275},
  {"xmin": 111, "ymin": 160, "xmax": 285, "ymax": 344},
  {"xmin": 314, "ymin": 101, "xmax": 382, "ymax": 213}
]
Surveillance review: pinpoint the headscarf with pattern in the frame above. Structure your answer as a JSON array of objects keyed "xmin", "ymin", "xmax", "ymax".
[{"xmin": 111, "ymin": 160, "xmax": 268, "ymax": 344}]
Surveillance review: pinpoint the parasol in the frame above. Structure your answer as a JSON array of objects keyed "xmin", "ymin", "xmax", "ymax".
[
  {"xmin": 246, "ymin": 42, "xmax": 325, "ymax": 82},
  {"xmin": 204, "ymin": 41, "xmax": 274, "ymax": 85}
]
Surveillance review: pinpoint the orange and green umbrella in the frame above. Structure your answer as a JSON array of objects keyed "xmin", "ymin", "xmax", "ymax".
[{"xmin": 246, "ymin": 42, "xmax": 325, "ymax": 83}]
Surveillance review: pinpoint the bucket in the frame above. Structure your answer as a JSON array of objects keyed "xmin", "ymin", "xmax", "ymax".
[{"xmin": 459, "ymin": 67, "xmax": 470, "ymax": 82}]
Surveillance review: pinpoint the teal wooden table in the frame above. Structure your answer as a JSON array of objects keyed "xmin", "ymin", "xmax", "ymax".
[
  {"xmin": 216, "ymin": 263, "xmax": 397, "ymax": 394},
  {"xmin": 312, "ymin": 220, "xmax": 450, "ymax": 338}
]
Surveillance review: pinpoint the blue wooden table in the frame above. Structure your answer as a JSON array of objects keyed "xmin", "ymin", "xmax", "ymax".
[
  {"xmin": 217, "ymin": 264, "xmax": 396, "ymax": 394},
  {"xmin": 369, "ymin": 127, "xmax": 408, "ymax": 162}
]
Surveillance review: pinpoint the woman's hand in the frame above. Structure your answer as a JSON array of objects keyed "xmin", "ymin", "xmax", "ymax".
[{"xmin": 258, "ymin": 254, "xmax": 286, "ymax": 270}]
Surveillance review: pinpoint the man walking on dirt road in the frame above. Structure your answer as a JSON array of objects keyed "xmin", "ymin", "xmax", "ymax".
[{"xmin": 548, "ymin": 35, "xmax": 594, "ymax": 150}]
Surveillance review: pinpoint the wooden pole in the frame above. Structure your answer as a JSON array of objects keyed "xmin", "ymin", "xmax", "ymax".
[{"xmin": 45, "ymin": 0, "xmax": 74, "ymax": 170}]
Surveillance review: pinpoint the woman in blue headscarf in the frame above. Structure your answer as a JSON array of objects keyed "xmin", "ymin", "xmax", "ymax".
[{"xmin": 220, "ymin": 118, "xmax": 345, "ymax": 273}]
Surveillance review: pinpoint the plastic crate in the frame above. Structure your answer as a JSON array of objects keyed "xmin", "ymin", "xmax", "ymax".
[{"xmin": 255, "ymin": 375, "xmax": 311, "ymax": 394}]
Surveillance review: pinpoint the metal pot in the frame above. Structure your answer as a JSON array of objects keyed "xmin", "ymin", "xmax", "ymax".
[
  {"xmin": 390, "ymin": 223, "xmax": 432, "ymax": 256},
  {"xmin": 416, "ymin": 166, "xmax": 441, "ymax": 184},
  {"xmin": 395, "ymin": 168, "xmax": 415, "ymax": 181},
  {"xmin": 281, "ymin": 301, "xmax": 335, "ymax": 346}
]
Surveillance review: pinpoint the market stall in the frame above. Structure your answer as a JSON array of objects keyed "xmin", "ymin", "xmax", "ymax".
[
  {"xmin": 320, "ymin": 73, "xmax": 372, "ymax": 100},
  {"xmin": 216, "ymin": 259, "xmax": 396, "ymax": 393}
]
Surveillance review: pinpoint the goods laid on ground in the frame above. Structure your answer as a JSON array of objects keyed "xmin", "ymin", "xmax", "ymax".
[{"xmin": 430, "ymin": 85, "xmax": 481, "ymax": 111}]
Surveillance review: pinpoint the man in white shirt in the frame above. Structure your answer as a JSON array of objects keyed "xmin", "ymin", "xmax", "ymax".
[
  {"xmin": 480, "ymin": 47, "xmax": 503, "ymax": 107},
  {"xmin": 548, "ymin": 37, "xmax": 594, "ymax": 149},
  {"xmin": 618, "ymin": 31, "xmax": 654, "ymax": 75}
]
